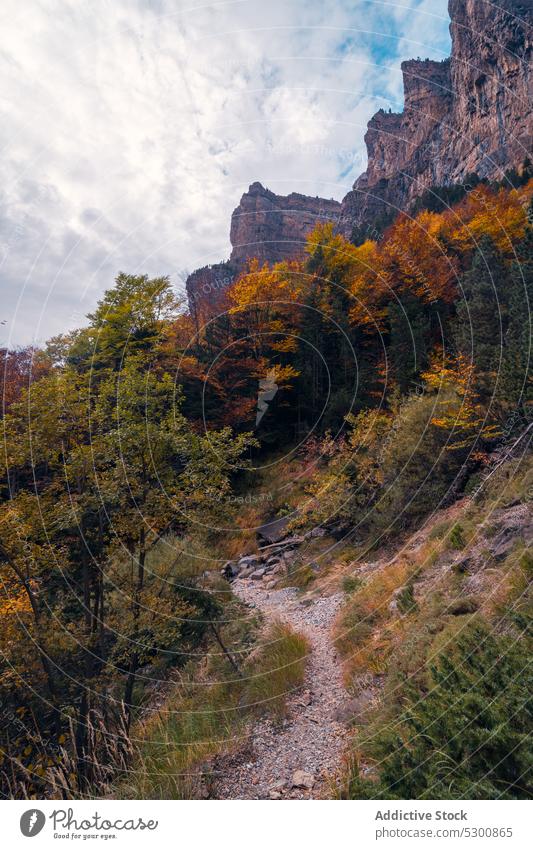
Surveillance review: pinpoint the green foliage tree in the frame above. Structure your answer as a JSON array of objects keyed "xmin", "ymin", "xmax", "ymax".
[
  {"xmin": 0, "ymin": 272, "xmax": 253, "ymax": 794},
  {"xmin": 68, "ymin": 273, "xmax": 182, "ymax": 371}
]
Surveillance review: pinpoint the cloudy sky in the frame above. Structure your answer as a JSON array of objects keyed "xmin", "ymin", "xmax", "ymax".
[{"xmin": 0, "ymin": 0, "xmax": 450, "ymax": 346}]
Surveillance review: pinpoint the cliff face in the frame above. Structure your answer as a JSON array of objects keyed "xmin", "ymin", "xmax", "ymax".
[
  {"xmin": 186, "ymin": 261, "xmax": 235, "ymax": 324},
  {"xmin": 229, "ymin": 182, "xmax": 341, "ymax": 267},
  {"xmin": 186, "ymin": 185, "xmax": 340, "ymax": 319},
  {"xmin": 187, "ymin": 0, "xmax": 532, "ymax": 316},
  {"xmin": 340, "ymin": 0, "xmax": 532, "ymax": 234}
]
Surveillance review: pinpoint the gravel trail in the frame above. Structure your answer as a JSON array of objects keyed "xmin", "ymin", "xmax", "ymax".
[{"xmin": 213, "ymin": 581, "xmax": 351, "ymax": 800}]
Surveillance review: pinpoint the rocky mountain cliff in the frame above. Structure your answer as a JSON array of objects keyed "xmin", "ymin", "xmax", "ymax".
[
  {"xmin": 230, "ymin": 183, "xmax": 341, "ymax": 268},
  {"xmin": 187, "ymin": 0, "xmax": 532, "ymax": 317},
  {"xmin": 339, "ymin": 0, "xmax": 532, "ymax": 235},
  {"xmin": 187, "ymin": 185, "xmax": 341, "ymax": 321}
]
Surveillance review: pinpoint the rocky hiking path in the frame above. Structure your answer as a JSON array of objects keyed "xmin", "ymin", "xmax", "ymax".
[{"xmin": 213, "ymin": 581, "xmax": 352, "ymax": 800}]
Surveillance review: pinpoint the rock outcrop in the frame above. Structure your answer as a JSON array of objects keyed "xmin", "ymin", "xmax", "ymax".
[
  {"xmin": 186, "ymin": 185, "xmax": 340, "ymax": 320},
  {"xmin": 339, "ymin": 0, "xmax": 532, "ymax": 235},
  {"xmin": 229, "ymin": 182, "xmax": 341, "ymax": 267},
  {"xmin": 187, "ymin": 0, "xmax": 532, "ymax": 315},
  {"xmin": 186, "ymin": 261, "xmax": 235, "ymax": 325}
]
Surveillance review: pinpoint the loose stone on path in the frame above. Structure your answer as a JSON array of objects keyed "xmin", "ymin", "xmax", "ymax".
[{"xmin": 211, "ymin": 582, "xmax": 351, "ymax": 800}]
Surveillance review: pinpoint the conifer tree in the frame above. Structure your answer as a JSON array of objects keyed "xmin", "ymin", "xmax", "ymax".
[{"xmin": 453, "ymin": 236, "xmax": 510, "ymax": 406}]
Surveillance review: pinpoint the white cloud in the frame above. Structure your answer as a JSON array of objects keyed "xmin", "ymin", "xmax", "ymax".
[{"xmin": 0, "ymin": 0, "xmax": 449, "ymax": 345}]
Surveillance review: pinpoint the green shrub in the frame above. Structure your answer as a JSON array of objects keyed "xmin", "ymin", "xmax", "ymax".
[
  {"xmin": 448, "ymin": 523, "xmax": 466, "ymax": 550},
  {"xmin": 342, "ymin": 617, "xmax": 532, "ymax": 799},
  {"xmin": 396, "ymin": 581, "xmax": 417, "ymax": 615},
  {"xmin": 342, "ymin": 574, "xmax": 363, "ymax": 594}
]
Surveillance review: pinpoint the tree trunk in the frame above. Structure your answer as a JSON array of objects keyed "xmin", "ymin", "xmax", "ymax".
[{"xmin": 209, "ymin": 621, "xmax": 241, "ymax": 676}]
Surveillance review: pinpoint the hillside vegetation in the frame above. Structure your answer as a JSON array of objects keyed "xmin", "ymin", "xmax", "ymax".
[{"xmin": 0, "ymin": 181, "xmax": 531, "ymax": 798}]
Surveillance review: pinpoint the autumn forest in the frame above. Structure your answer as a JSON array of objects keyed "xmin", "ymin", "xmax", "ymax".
[{"xmin": 1, "ymin": 175, "xmax": 532, "ymax": 800}]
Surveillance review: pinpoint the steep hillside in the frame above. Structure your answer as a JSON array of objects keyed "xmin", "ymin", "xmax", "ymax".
[{"xmin": 112, "ymin": 436, "xmax": 531, "ymax": 800}]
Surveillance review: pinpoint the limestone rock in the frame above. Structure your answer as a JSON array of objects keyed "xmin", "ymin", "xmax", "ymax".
[
  {"xmin": 186, "ymin": 0, "xmax": 532, "ymax": 315},
  {"xmin": 239, "ymin": 554, "xmax": 262, "ymax": 567},
  {"xmin": 291, "ymin": 770, "xmax": 315, "ymax": 790},
  {"xmin": 339, "ymin": 0, "xmax": 533, "ymax": 235},
  {"xmin": 230, "ymin": 183, "xmax": 341, "ymax": 268}
]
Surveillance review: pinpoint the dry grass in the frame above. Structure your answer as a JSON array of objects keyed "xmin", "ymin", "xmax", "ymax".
[
  {"xmin": 115, "ymin": 621, "xmax": 309, "ymax": 799},
  {"xmin": 485, "ymin": 545, "xmax": 532, "ymax": 617},
  {"xmin": 241, "ymin": 621, "xmax": 309, "ymax": 718},
  {"xmin": 334, "ymin": 558, "xmax": 419, "ymax": 680}
]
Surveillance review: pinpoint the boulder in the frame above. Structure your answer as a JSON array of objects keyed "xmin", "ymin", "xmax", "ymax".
[
  {"xmin": 220, "ymin": 563, "xmax": 235, "ymax": 580},
  {"xmin": 282, "ymin": 550, "xmax": 297, "ymax": 562},
  {"xmin": 257, "ymin": 515, "xmax": 291, "ymax": 544},
  {"xmin": 238, "ymin": 554, "xmax": 262, "ymax": 568},
  {"xmin": 250, "ymin": 568, "xmax": 266, "ymax": 580},
  {"xmin": 238, "ymin": 567, "xmax": 256, "ymax": 579},
  {"xmin": 269, "ymin": 779, "xmax": 287, "ymax": 793},
  {"xmin": 333, "ymin": 692, "xmax": 374, "ymax": 725},
  {"xmin": 291, "ymin": 770, "xmax": 314, "ymax": 790},
  {"xmin": 491, "ymin": 527, "xmax": 517, "ymax": 561}
]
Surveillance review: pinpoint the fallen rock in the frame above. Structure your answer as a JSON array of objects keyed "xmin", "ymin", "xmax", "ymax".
[
  {"xmin": 269, "ymin": 779, "xmax": 287, "ymax": 793},
  {"xmin": 221, "ymin": 563, "xmax": 236, "ymax": 580},
  {"xmin": 250, "ymin": 568, "xmax": 266, "ymax": 580},
  {"xmin": 265, "ymin": 556, "xmax": 283, "ymax": 569},
  {"xmin": 333, "ymin": 692, "xmax": 374, "ymax": 725},
  {"xmin": 296, "ymin": 690, "xmax": 312, "ymax": 707},
  {"xmin": 282, "ymin": 550, "xmax": 297, "ymax": 562},
  {"xmin": 257, "ymin": 515, "xmax": 291, "ymax": 544},
  {"xmin": 491, "ymin": 527, "xmax": 517, "ymax": 561},
  {"xmin": 239, "ymin": 554, "xmax": 262, "ymax": 568},
  {"xmin": 292, "ymin": 770, "xmax": 314, "ymax": 790}
]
